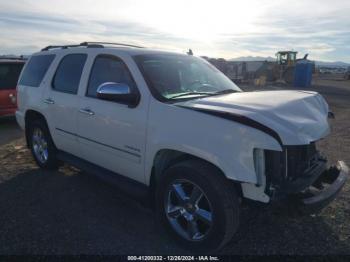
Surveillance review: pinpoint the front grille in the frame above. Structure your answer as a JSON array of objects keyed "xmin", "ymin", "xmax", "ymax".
[
  {"xmin": 285, "ymin": 142, "xmax": 318, "ymax": 180},
  {"xmin": 264, "ymin": 142, "xmax": 325, "ymax": 198}
]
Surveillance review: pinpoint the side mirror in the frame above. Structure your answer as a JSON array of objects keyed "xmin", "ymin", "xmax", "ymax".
[{"xmin": 96, "ymin": 82, "xmax": 139, "ymax": 107}]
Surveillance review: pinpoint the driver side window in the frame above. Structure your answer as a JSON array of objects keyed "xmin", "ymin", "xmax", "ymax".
[{"xmin": 87, "ymin": 55, "xmax": 136, "ymax": 98}]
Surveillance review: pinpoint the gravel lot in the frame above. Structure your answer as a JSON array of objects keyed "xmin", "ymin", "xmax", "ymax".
[{"xmin": 0, "ymin": 80, "xmax": 349, "ymax": 255}]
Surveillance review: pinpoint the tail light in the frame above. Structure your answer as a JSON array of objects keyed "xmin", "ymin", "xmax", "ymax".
[{"xmin": 9, "ymin": 93, "xmax": 16, "ymax": 105}]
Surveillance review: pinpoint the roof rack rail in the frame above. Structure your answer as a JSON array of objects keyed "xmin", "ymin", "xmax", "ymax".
[
  {"xmin": 41, "ymin": 42, "xmax": 144, "ymax": 51},
  {"xmin": 80, "ymin": 42, "xmax": 144, "ymax": 48},
  {"xmin": 41, "ymin": 44, "xmax": 83, "ymax": 51}
]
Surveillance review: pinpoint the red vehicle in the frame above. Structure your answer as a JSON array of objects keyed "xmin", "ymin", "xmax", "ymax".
[{"xmin": 0, "ymin": 57, "xmax": 26, "ymax": 117}]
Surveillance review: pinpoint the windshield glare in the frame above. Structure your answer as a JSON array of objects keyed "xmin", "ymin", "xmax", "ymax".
[{"xmin": 134, "ymin": 54, "xmax": 241, "ymax": 101}]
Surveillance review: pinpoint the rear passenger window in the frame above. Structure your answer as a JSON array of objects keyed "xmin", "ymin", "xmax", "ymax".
[
  {"xmin": 52, "ymin": 54, "xmax": 87, "ymax": 94},
  {"xmin": 87, "ymin": 55, "xmax": 136, "ymax": 98},
  {"xmin": 0, "ymin": 63, "xmax": 24, "ymax": 90},
  {"xmin": 19, "ymin": 55, "xmax": 55, "ymax": 87}
]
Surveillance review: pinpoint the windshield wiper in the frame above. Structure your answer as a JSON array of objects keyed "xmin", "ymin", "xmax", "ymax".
[
  {"xmin": 169, "ymin": 89, "xmax": 238, "ymax": 100},
  {"xmin": 169, "ymin": 92, "xmax": 213, "ymax": 99}
]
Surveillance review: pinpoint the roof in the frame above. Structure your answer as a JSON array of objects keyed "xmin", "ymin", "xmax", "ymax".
[
  {"xmin": 0, "ymin": 56, "xmax": 27, "ymax": 63},
  {"xmin": 0, "ymin": 59, "xmax": 26, "ymax": 63},
  {"xmin": 276, "ymin": 51, "xmax": 298, "ymax": 54}
]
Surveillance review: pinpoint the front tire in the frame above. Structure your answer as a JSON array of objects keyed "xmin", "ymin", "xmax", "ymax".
[
  {"xmin": 156, "ymin": 159, "xmax": 240, "ymax": 252},
  {"xmin": 28, "ymin": 120, "xmax": 59, "ymax": 170}
]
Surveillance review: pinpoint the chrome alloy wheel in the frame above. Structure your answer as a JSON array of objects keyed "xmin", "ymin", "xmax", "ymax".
[
  {"xmin": 165, "ymin": 179, "xmax": 213, "ymax": 241},
  {"xmin": 32, "ymin": 128, "xmax": 49, "ymax": 164}
]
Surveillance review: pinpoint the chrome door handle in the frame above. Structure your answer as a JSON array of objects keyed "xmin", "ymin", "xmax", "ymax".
[
  {"xmin": 43, "ymin": 98, "xmax": 55, "ymax": 104},
  {"xmin": 79, "ymin": 108, "xmax": 95, "ymax": 116}
]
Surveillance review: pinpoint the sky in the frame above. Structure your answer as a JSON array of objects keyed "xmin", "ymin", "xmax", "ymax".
[{"xmin": 0, "ymin": 0, "xmax": 349, "ymax": 62}]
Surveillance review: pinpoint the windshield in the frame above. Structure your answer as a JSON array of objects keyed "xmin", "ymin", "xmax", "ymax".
[{"xmin": 134, "ymin": 54, "xmax": 241, "ymax": 101}]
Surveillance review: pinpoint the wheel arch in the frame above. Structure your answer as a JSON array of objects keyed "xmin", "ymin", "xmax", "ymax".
[
  {"xmin": 24, "ymin": 110, "xmax": 49, "ymax": 148},
  {"xmin": 148, "ymin": 149, "xmax": 242, "ymax": 207}
]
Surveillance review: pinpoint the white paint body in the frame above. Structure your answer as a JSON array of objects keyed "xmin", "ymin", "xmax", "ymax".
[{"xmin": 16, "ymin": 47, "xmax": 331, "ymax": 203}]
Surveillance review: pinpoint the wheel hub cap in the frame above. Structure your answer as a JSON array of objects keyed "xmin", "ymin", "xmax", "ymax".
[
  {"xmin": 32, "ymin": 128, "xmax": 49, "ymax": 164},
  {"xmin": 185, "ymin": 202, "xmax": 195, "ymax": 212},
  {"xmin": 165, "ymin": 179, "xmax": 213, "ymax": 241}
]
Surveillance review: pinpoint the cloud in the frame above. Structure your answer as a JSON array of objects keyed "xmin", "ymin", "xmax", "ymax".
[{"xmin": 0, "ymin": 0, "xmax": 349, "ymax": 62}]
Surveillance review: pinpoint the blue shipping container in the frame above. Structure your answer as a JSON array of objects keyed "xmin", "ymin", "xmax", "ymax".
[{"xmin": 293, "ymin": 60, "xmax": 313, "ymax": 87}]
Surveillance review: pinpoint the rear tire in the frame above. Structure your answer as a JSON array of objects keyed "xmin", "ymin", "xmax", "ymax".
[
  {"xmin": 156, "ymin": 159, "xmax": 240, "ymax": 252},
  {"xmin": 28, "ymin": 119, "xmax": 60, "ymax": 170}
]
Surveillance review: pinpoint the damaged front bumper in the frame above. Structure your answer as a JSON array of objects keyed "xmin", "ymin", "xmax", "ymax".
[
  {"xmin": 296, "ymin": 161, "xmax": 348, "ymax": 211},
  {"xmin": 264, "ymin": 144, "xmax": 348, "ymax": 211}
]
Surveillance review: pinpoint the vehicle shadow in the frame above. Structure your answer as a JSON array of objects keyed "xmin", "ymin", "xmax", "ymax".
[
  {"xmin": 0, "ymin": 167, "xmax": 186, "ymax": 255},
  {"xmin": 221, "ymin": 202, "xmax": 350, "ymax": 255},
  {"xmin": 0, "ymin": 167, "xmax": 349, "ymax": 255}
]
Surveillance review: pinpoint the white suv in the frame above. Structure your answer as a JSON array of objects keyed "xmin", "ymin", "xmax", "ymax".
[{"xmin": 16, "ymin": 42, "xmax": 348, "ymax": 251}]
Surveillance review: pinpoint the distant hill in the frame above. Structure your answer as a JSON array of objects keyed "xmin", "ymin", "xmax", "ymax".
[
  {"xmin": 230, "ymin": 56, "xmax": 350, "ymax": 68},
  {"xmin": 314, "ymin": 61, "xmax": 350, "ymax": 68}
]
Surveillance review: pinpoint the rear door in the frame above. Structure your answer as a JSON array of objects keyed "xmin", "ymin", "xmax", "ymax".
[
  {"xmin": 0, "ymin": 62, "xmax": 24, "ymax": 114},
  {"xmin": 43, "ymin": 53, "xmax": 87, "ymax": 156}
]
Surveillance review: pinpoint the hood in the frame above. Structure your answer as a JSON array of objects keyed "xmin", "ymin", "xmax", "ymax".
[{"xmin": 177, "ymin": 90, "xmax": 330, "ymax": 146}]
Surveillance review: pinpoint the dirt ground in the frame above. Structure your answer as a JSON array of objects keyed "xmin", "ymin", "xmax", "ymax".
[
  {"xmin": 0, "ymin": 79, "xmax": 349, "ymax": 255},
  {"xmin": 0, "ymin": 116, "xmax": 22, "ymax": 146}
]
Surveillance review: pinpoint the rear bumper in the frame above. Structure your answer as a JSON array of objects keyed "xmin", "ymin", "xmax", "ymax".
[
  {"xmin": 0, "ymin": 107, "xmax": 16, "ymax": 117},
  {"xmin": 297, "ymin": 161, "xmax": 348, "ymax": 211}
]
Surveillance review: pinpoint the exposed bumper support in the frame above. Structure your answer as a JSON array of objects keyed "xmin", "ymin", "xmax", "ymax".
[{"xmin": 297, "ymin": 161, "xmax": 348, "ymax": 211}]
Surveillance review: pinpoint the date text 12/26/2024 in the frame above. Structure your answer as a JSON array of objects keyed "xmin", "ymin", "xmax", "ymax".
[{"xmin": 127, "ymin": 256, "xmax": 219, "ymax": 261}]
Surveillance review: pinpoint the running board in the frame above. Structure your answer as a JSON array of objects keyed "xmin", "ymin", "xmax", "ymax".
[{"xmin": 56, "ymin": 151, "xmax": 150, "ymax": 203}]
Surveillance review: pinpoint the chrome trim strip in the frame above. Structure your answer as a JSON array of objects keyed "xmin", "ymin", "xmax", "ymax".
[{"xmin": 55, "ymin": 127, "xmax": 141, "ymax": 158}]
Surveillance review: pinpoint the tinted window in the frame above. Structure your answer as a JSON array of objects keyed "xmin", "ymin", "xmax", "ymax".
[
  {"xmin": 87, "ymin": 55, "xmax": 136, "ymax": 98},
  {"xmin": 0, "ymin": 63, "xmax": 24, "ymax": 90},
  {"xmin": 53, "ymin": 54, "xmax": 87, "ymax": 94},
  {"xmin": 134, "ymin": 54, "xmax": 241, "ymax": 102},
  {"xmin": 19, "ymin": 55, "xmax": 55, "ymax": 87}
]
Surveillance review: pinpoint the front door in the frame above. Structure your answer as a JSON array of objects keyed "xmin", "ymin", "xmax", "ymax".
[{"xmin": 77, "ymin": 54, "xmax": 148, "ymax": 183}]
